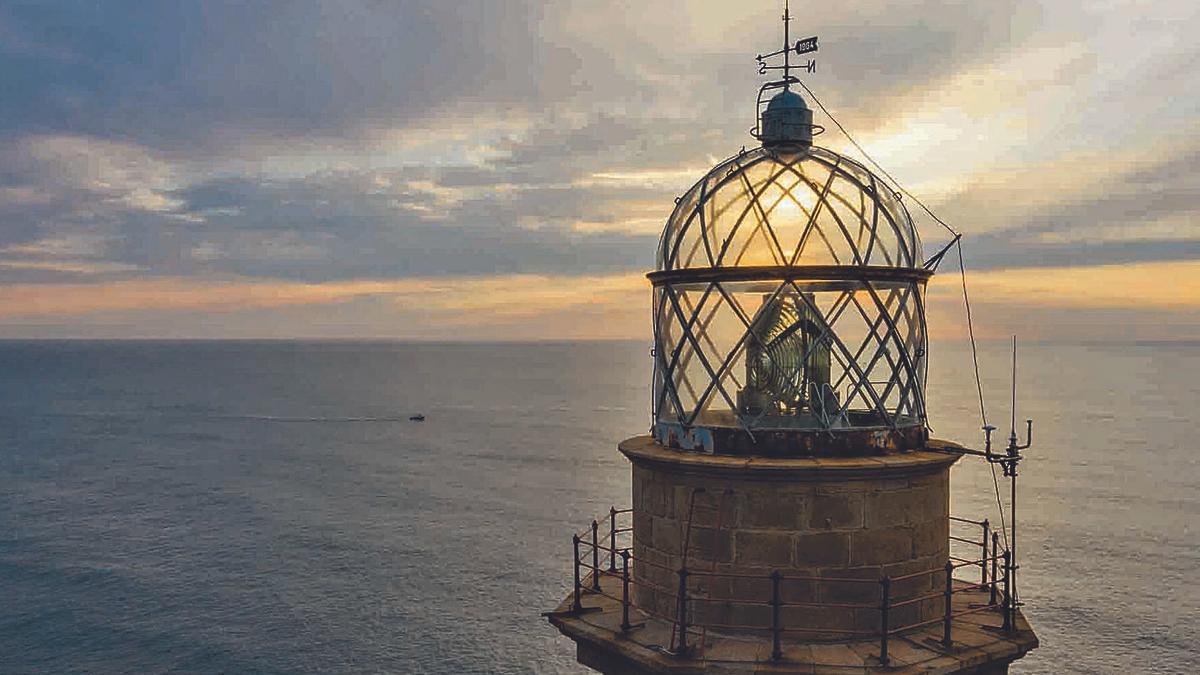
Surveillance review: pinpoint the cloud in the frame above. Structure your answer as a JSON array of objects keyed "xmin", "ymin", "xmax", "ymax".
[
  {"xmin": 930, "ymin": 260, "xmax": 1200, "ymax": 310},
  {"xmin": 0, "ymin": 272, "xmax": 650, "ymax": 341},
  {"xmin": 0, "ymin": 1, "xmax": 1197, "ymax": 339},
  {"xmin": 923, "ymin": 135, "xmax": 1200, "ymax": 271},
  {"xmin": 0, "ymin": 1, "xmax": 585, "ymax": 151}
]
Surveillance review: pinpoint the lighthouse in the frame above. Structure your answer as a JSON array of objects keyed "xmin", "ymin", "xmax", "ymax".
[{"xmin": 547, "ymin": 6, "xmax": 1039, "ymax": 673}]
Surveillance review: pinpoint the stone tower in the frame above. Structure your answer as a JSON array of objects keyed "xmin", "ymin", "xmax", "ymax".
[{"xmin": 547, "ymin": 7, "xmax": 1038, "ymax": 673}]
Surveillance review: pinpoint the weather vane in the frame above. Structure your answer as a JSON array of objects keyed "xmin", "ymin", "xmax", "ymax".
[
  {"xmin": 755, "ymin": 0, "xmax": 819, "ymax": 85},
  {"xmin": 750, "ymin": 1, "xmax": 822, "ymax": 142}
]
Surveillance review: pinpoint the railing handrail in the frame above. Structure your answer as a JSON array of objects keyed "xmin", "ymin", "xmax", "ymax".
[{"xmin": 567, "ymin": 506, "xmax": 1017, "ymax": 663}]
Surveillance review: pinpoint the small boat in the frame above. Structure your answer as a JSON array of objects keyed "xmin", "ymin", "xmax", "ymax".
[{"xmin": 409, "ymin": 414, "xmax": 425, "ymax": 422}]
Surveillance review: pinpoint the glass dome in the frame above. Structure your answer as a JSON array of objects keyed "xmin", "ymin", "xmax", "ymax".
[
  {"xmin": 650, "ymin": 145, "xmax": 931, "ymax": 457},
  {"xmin": 658, "ymin": 146, "xmax": 920, "ymax": 271}
]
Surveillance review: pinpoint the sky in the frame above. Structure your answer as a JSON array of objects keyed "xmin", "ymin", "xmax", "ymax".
[{"xmin": 0, "ymin": 0, "xmax": 1197, "ymax": 341}]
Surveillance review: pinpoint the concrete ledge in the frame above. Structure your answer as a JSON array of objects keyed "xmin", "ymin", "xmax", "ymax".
[{"xmin": 619, "ymin": 436, "xmax": 962, "ymax": 482}]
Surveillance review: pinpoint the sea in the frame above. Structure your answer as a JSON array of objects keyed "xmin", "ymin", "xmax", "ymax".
[{"xmin": 0, "ymin": 340, "xmax": 1196, "ymax": 674}]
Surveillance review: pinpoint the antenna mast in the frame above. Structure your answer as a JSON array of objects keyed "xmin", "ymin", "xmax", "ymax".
[
  {"xmin": 783, "ymin": 0, "xmax": 791, "ymax": 88},
  {"xmin": 1010, "ymin": 336, "xmax": 1018, "ymax": 446}
]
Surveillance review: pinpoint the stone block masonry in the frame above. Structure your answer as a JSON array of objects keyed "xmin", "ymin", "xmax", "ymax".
[{"xmin": 622, "ymin": 436, "xmax": 959, "ymax": 639}]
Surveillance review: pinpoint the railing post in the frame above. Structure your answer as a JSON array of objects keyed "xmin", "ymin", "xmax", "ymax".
[
  {"xmin": 770, "ymin": 571, "xmax": 783, "ymax": 662},
  {"xmin": 591, "ymin": 520, "xmax": 601, "ymax": 591},
  {"xmin": 1002, "ymin": 550, "xmax": 1013, "ymax": 631},
  {"xmin": 942, "ymin": 561, "xmax": 954, "ymax": 647},
  {"xmin": 572, "ymin": 534, "xmax": 582, "ymax": 612},
  {"xmin": 990, "ymin": 532, "xmax": 1000, "ymax": 606},
  {"xmin": 620, "ymin": 549, "xmax": 632, "ymax": 632},
  {"xmin": 676, "ymin": 567, "xmax": 690, "ymax": 657},
  {"xmin": 981, "ymin": 519, "xmax": 990, "ymax": 587},
  {"xmin": 609, "ymin": 507, "xmax": 618, "ymax": 572},
  {"xmin": 879, "ymin": 576, "xmax": 891, "ymax": 666}
]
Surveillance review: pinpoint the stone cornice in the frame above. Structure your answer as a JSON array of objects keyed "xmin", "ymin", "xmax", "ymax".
[{"xmin": 618, "ymin": 435, "xmax": 962, "ymax": 482}]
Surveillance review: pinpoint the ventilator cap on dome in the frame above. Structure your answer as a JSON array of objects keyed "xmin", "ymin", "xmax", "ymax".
[{"xmin": 760, "ymin": 88, "xmax": 814, "ymax": 147}]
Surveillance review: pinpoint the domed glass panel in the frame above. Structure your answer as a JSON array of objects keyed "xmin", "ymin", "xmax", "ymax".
[{"xmin": 658, "ymin": 146, "xmax": 920, "ymax": 271}]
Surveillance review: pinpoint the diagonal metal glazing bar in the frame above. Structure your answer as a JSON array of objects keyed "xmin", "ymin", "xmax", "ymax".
[
  {"xmin": 777, "ymin": 157, "xmax": 865, "ymax": 266},
  {"xmin": 851, "ymin": 284, "xmax": 920, "ymax": 421},
  {"xmin": 821, "ymin": 319, "xmax": 891, "ymax": 427},
  {"xmin": 789, "ymin": 281, "xmax": 896, "ymax": 428},
  {"xmin": 892, "ymin": 290, "xmax": 916, "ymax": 420},
  {"xmin": 740, "ymin": 171, "xmax": 814, "ymax": 266},
  {"xmin": 812, "ymin": 179, "xmax": 870, "ymax": 267},
  {"xmin": 859, "ymin": 288, "xmax": 913, "ymax": 417},
  {"xmin": 672, "ymin": 287, "xmax": 714, "ymax": 382},
  {"xmin": 702, "ymin": 298, "xmax": 747, "ymax": 391},
  {"xmin": 760, "ymin": 289, "xmax": 853, "ymax": 373},
  {"xmin": 662, "ymin": 151, "xmax": 775, "ymax": 271},
  {"xmin": 710, "ymin": 280, "xmax": 798, "ymax": 437},
  {"xmin": 733, "ymin": 163, "xmax": 789, "ymax": 266},
  {"xmin": 654, "ymin": 285, "xmax": 702, "ymax": 422},
  {"xmin": 798, "ymin": 283, "xmax": 876, "ymax": 398},
  {"xmin": 783, "ymin": 160, "xmax": 881, "ymax": 266},
  {"xmin": 687, "ymin": 150, "xmax": 775, "ymax": 212},
  {"xmin": 889, "ymin": 289, "xmax": 920, "ymax": 417},
  {"xmin": 682, "ymin": 178, "xmax": 740, "ymax": 270},
  {"xmin": 664, "ymin": 164, "xmax": 723, "ymax": 271},
  {"xmin": 663, "ymin": 157, "xmax": 734, "ymax": 270},
  {"xmin": 806, "ymin": 153, "xmax": 912, "ymax": 266},
  {"xmin": 659, "ymin": 286, "xmax": 706, "ymax": 415},
  {"xmin": 680, "ymin": 317, "xmax": 746, "ymax": 429},
  {"xmin": 894, "ymin": 199, "xmax": 922, "ymax": 268},
  {"xmin": 913, "ymin": 285, "xmax": 931, "ymax": 422},
  {"xmin": 853, "ymin": 177, "xmax": 869, "ymax": 254},
  {"xmin": 720, "ymin": 170, "xmax": 791, "ymax": 268},
  {"xmin": 676, "ymin": 283, "xmax": 745, "ymax": 392},
  {"xmin": 733, "ymin": 152, "xmax": 793, "ymax": 257},
  {"xmin": 696, "ymin": 178, "xmax": 715, "ymax": 266},
  {"xmin": 807, "ymin": 152, "xmax": 913, "ymax": 265},
  {"xmin": 864, "ymin": 281, "xmax": 929, "ymax": 422},
  {"xmin": 810, "ymin": 167, "xmax": 876, "ymax": 266},
  {"xmin": 842, "ymin": 284, "xmax": 910, "ymax": 399},
  {"xmin": 785, "ymin": 158, "xmax": 840, "ymax": 266},
  {"xmin": 863, "ymin": 173, "xmax": 885, "ymax": 265},
  {"xmin": 826, "ymin": 284, "xmax": 902, "ymax": 395},
  {"xmin": 658, "ymin": 283, "xmax": 718, "ymax": 416},
  {"xmin": 753, "ymin": 169, "xmax": 844, "ymax": 267},
  {"xmin": 670, "ymin": 196, "xmax": 706, "ymax": 271},
  {"xmin": 844, "ymin": 152, "xmax": 916, "ymax": 265},
  {"xmin": 652, "ymin": 356, "xmax": 664, "ymax": 420},
  {"xmin": 670, "ymin": 184, "xmax": 714, "ymax": 271},
  {"xmin": 892, "ymin": 283, "xmax": 924, "ymax": 418},
  {"xmin": 686, "ymin": 299, "xmax": 760, "ymax": 435},
  {"xmin": 715, "ymin": 157, "xmax": 801, "ymax": 266},
  {"xmin": 827, "ymin": 292, "xmax": 906, "ymax": 429},
  {"xmin": 661, "ymin": 283, "xmax": 743, "ymax": 427},
  {"xmin": 794, "ymin": 179, "xmax": 848, "ymax": 267},
  {"xmin": 650, "ymin": 288, "xmax": 665, "ymax": 420},
  {"xmin": 651, "ymin": 288, "xmax": 670, "ymax": 412},
  {"xmin": 653, "ymin": 291, "xmax": 690, "ymax": 423},
  {"xmin": 667, "ymin": 201, "xmax": 703, "ymax": 271},
  {"xmin": 783, "ymin": 289, "xmax": 854, "ymax": 429},
  {"xmin": 836, "ymin": 284, "xmax": 913, "ymax": 418}
]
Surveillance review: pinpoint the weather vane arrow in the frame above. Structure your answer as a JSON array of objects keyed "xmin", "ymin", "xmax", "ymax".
[{"xmin": 755, "ymin": 1, "xmax": 819, "ymax": 78}]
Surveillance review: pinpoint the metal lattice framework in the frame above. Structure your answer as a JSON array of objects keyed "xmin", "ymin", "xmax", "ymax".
[{"xmin": 651, "ymin": 145, "xmax": 930, "ymax": 455}]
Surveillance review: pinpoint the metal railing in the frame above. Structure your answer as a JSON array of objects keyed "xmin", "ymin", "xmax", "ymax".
[{"xmin": 564, "ymin": 507, "xmax": 1016, "ymax": 665}]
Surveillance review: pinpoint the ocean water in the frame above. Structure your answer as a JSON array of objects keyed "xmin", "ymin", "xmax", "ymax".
[{"xmin": 0, "ymin": 340, "xmax": 1195, "ymax": 674}]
